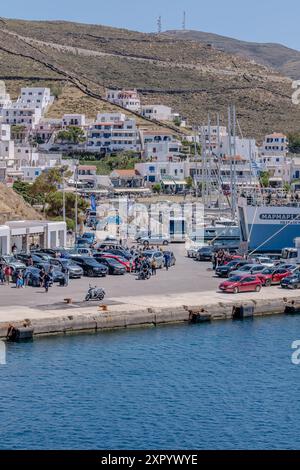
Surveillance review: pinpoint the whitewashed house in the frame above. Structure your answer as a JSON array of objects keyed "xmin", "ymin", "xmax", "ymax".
[
  {"xmin": 62, "ymin": 114, "xmax": 86, "ymax": 127},
  {"xmin": 141, "ymin": 105, "xmax": 174, "ymax": 122},
  {"xmin": 105, "ymin": 88, "xmax": 141, "ymax": 112},
  {"xmin": 260, "ymin": 133, "xmax": 288, "ymax": 157},
  {"xmin": 87, "ymin": 113, "xmax": 140, "ymax": 153},
  {"xmin": 140, "ymin": 130, "xmax": 182, "ymax": 161}
]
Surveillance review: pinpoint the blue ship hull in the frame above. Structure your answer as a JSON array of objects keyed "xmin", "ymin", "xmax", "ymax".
[{"xmin": 238, "ymin": 199, "xmax": 300, "ymax": 252}]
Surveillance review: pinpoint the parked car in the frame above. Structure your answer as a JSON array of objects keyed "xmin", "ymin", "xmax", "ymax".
[
  {"xmin": 215, "ymin": 260, "xmax": 250, "ymax": 277},
  {"xmin": 93, "ymin": 255, "xmax": 126, "ymax": 275},
  {"xmin": 102, "ymin": 248, "xmax": 133, "ymax": 260},
  {"xmin": 249, "ymin": 256, "xmax": 274, "ymax": 268},
  {"xmin": 0, "ymin": 255, "xmax": 26, "ymax": 273},
  {"xmin": 257, "ymin": 267, "xmax": 293, "ymax": 286},
  {"xmin": 81, "ymin": 232, "xmax": 96, "ymax": 245},
  {"xmin": 142, "ymin": 250, "xmax": 165, "ymax": 269},
  {"xmin": 68, "ymin": 248, "xmax": 94, "ymax": 257},
  {"xmin": 219, "ymin": 275, "xmax": 262, "ymax": 294},
  {"xmin": 36, "ymin": 248, "xmax": 69, "ymax": 258},
  {"xmin": 230, "ymin": 264, "xmax": 266, "ymax": 277},
  {"xmin": 98, "ymin": 253, "xmax": 134, "ymax": 272},
  {"xmin": 281, "ymin": 273, "xmax": 300, "ymax": 289},
  {"xmin": 71, "ymin": 256, "xmax": 108, "ymax": 277},
  {"xmin": 196, "ymin": 246, "xmax": 213, "ymax": 261},
  {"xmin": 15, "ymin": 253, "xmax": 47, "ymax": 265},
  {"xmin": 138, "ymin": 234, "xmax": 170, "ymax": 246},
  {"xmin": 49, "ymin": 258, "xmax": 84, "ymax": 278}
]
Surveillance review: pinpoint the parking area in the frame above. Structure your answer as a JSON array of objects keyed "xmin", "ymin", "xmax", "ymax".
[{"xmin": 0, "ymin": 244, "xmax": 222, "ymax": 308}]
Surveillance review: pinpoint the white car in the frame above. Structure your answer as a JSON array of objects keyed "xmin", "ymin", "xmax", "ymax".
[
  {"xmin": 138, "ymin": 234, "xmax": 170, "ymax": 246},
  {"xmin": 250, "ymin": 256, "xmax": 274, "ymax": 268}
]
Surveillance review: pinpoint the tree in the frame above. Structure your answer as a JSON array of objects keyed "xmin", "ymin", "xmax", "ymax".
[
  {"xmin": 29, "ymin": 168, "xmax": 64, "ymax": 211},
  {"xmin": 288, "ymin": 132, "xmax": 300, "ymax": 154},
  {"xmin": 152, "ymin": 183, "xmax": 162, "ymax": 194},
  {"xmin": 56, "ymin": 126, "xmax": 86, "ymax": 145},
  {"xmin": 260, "ymin": 171, "xmax": 270, "ymax": 188},
  {"xmin": 185, "ymin": 176, "xmax": 193, "ymax": 189},
  {"xmin": 46, "ymin": 191, "xmax": 88, "ymax": 222}
]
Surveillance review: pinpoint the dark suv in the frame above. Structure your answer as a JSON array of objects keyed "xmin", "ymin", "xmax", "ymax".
[{"xmin": 71, "ymin": 256, "xmax": 108, "ymax": 277}]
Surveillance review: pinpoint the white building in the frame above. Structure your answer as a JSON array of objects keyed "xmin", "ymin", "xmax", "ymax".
[
  {"xmin": 105, "ymin": 88, "xmax": 141, "ymax": 112},
  {"xmin": 0, "ymin": 123, "xmax": 15, "ymax": 167},
  {"xmin": 0, "ymin": 88, "xmax": 12, "ymax": 110},
  {"xmin": 17, "ymin": 87, "xmax": 54, "ymax": 112},
  {"xmin": 87, "ymin": 113, "xmax": 140, "ymax": 153},
  {"xmin": 141, "ymin": 105, "xmax": 173, "ymax": 122},
  {"xmin": 20, "ymin": 166, "xmax": 44, "ymax": 182},
  {"xmin": 259, "ymin": 155, "xmax": 292, "ymax": 183},
  {"xmin": 1, "ymin": 107, "xmax": 42, "ymax": 128},
  {"xmin": 62, "ymin": 114, "xmax": 86, "ymax": 127},
  {"xmin": 260, "ymin": 132, "xmax": 288, "ymax": 157},
  {"xmin": 140, "ymin": 130, "xmax": 182, "ymax": 161},
  {"xmin": 200, "ymin": 125, "xmax": 228, "ymax": 151}
]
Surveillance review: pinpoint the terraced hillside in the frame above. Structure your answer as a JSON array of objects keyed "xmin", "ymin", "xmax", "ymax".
[{"xmin": 0, "ymin": 18, "xmax": 299, "ymax": 139}]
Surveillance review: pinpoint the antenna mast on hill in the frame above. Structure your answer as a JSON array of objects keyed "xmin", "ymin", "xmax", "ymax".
[
  {"xmin": 182, "ymin": 11, "xmax": 186, "ymax": 30},
  {"xmin": 157, "ymin": 16, "xmax": 162, "ymax": 33}
]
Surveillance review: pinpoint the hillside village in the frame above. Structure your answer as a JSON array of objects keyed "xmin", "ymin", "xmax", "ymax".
[{"xmin": 0, "ymin": 81, "xmax": 298, "ymax": 202}]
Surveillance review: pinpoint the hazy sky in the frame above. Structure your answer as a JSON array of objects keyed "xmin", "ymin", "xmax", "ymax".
[{"xmin": 1, "ymin": 0, "xmax": 300, "ymax": 50}]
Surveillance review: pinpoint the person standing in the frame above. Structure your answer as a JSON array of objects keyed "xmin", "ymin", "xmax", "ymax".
[
  {"xmin": 151, "ymin": 259, "xmax": 157, "ymax": 276},
  {"xmin": 164, "ymin": 252, "xmax": 170, "ymax": 271},
  {"xmin": 4, "ymin": 265, "xmax": 12, "ymax": 285},
  {"xmin": 64, "ymin": 267, "xmax": 69, "ymax": 287}
]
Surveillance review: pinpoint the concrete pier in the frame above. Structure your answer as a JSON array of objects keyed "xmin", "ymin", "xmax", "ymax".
[{"xmin": 1, "ymin": 288, "xmax": 300, "ymax": 339}]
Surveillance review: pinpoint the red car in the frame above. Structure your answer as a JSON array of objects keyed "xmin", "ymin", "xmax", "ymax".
[
  {"xmin": 256, "ymin": 267, "xmax": 292, "ymax": 286},
  {"xmin": 219, "ymin": 274, "xmax": 262, "ymax": 294},
  {"xmin": 99, "ymin": 253, "xmax": 135, "ymax": 272}
]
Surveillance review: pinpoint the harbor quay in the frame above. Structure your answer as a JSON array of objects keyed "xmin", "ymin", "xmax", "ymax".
[{"xmin": 1, "ymin": 245, "xmax": 300, "ymax": 339}]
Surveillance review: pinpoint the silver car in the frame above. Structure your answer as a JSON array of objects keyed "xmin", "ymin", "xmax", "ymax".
[
  {"xmin": 143, "ymin": 250, "xmax": 165, "ymax": 268},
  {"xmin": 139, "ymin": 234, "xmax": 170, "ymax": 246}
]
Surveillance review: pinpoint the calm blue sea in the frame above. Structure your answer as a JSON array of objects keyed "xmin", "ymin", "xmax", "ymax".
[{"xmin": 1, "ymin": 316, "xmax": 300, "ymax": 450}]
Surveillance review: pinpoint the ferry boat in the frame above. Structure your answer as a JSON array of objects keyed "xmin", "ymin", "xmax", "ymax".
[{"xmin": 238, "ymin": 196, "xmax": 300, "ymax": 253}]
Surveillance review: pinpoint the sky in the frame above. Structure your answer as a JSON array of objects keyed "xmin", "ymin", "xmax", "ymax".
[{"xmin": 1, "ymin": 0, "xmax": 300, "ymax": 50}]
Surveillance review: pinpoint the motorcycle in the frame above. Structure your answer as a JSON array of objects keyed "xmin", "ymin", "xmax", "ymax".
[
  {"xmin": 137, "ymin": 267, "xmax": 151, "ymax": 280},
  {"xmin": 85, "ymin": 285, "xmax": 106, "ymax": 301}
]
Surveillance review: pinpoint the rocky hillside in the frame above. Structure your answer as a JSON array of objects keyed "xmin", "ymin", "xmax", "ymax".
[
  {"xmin": 0, "ymin": 18, "xmax": 299, "ymax": 139},
  {"xmin": 0, "ymin": 184, "xmax": 42, "ymax": 224},
  {"xmin": 165, "ymin": 30, "xmax": 300, "ymax": 80}
]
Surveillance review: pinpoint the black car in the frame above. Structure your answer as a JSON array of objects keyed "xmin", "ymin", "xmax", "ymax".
[
  {"xmin": 93, "ymin": 255, "xmax": 126, "ymax": 275},
  {"xmin": 281, "ymin": 273, "xmax": 300, "ymax": 289},
  {"xmin": 15, "ymin": 253, "xmax": 48, "ymax": 265},
  {"xmin": 49, "ymin": 258, "xmax": 84, "ymax": 279},
  {"xmin": 196, "ymin": 247, "xmax": 213, "ymax": 261},
  {"xmin": 215, "ymin": 260, "xmax": 249, "ymax": 277},
  {"xmin": 71, "ymin": 256, "xmax": 108, "ymax": 277}
]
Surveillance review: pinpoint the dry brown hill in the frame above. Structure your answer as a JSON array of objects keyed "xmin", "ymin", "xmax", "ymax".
[
  {"xmin": 0, "ymin": 18, "xmax": 299, "ymax": 139},
  {"xmin": 0, "ymin": 184, "xmax": 42, "ymax": 224}
]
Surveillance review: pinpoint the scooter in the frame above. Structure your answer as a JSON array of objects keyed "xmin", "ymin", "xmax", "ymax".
[{"xmin": 85, "ymin": 285, "xmax": 106, "ymax": 301}]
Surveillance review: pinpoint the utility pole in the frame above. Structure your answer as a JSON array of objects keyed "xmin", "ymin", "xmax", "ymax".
[
  {"xmin": 182, "ymin": 11, "xmax": 186, "ymax": 30},
  {"xmin": 157, "ymin": 16, "xmax": 162, "ymax": 33}
]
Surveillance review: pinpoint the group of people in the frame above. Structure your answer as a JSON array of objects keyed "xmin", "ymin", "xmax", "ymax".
[{"xmin": 212, "ymin": 249, "xmax": 235, "ymax": 269}]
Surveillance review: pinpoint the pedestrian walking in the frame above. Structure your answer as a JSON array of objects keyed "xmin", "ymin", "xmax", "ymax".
[
  {"xmin": 16, "ymin": 271, "xmax": 24, "ymax": 289},
  {"xmin": 44, "ymin": 272, "xmax": 51, "ymax": 293}
]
